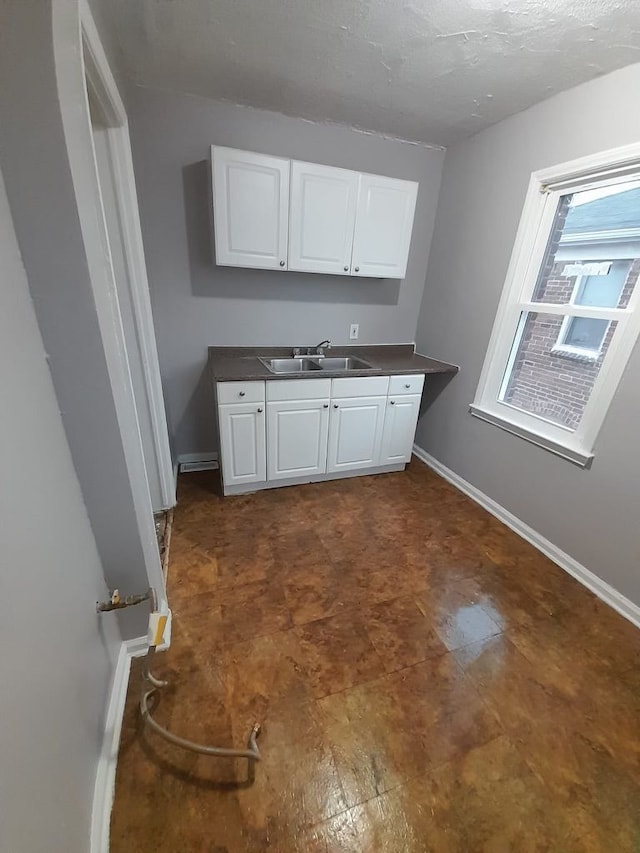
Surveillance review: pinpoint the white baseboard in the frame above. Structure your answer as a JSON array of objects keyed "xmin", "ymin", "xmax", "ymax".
[
  {"xmin": 91, "ymin": 612, "xmax": 172, "ymax": 852},
  {"xmin": 412, "ymin": 443, "xmax": 640, "ymax": 630},
  {"xmin": 91, "ymin": 642, "xmax": 132, "ymax": 853},
  {"xmin": 177, "ymin": 451, "xmax": 219, "ymax": 473}
]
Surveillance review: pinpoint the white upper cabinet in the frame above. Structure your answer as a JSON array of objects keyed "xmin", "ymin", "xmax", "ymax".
[
  {"xmin": 211, "ymin": 147, "xmax": 418, "ymax": 279},
  {"xmin": 211, "ymin": 146, "xmax": 289, "ymax": 271},
  {"xmin": 351, "ymin": 174, "xmax": 418, "ymax": 279},
  {"xmin": 288, "ymin": 161, "xmax": 359, "ymax": 275}
]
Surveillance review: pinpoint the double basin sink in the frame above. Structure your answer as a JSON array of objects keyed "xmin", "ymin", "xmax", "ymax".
[{"xmin": 259, "ymin": 355, "xmax": 375, "ymax": 375}]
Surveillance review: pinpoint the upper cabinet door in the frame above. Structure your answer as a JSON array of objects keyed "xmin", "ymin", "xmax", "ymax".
[
  {"xmin": 211, "ymin": 146, "xmax": 290, "ymax": 270},
  {"xmin": 351, "ymin": 174, "xmax": 418, "ymax": 279},
  {"xmin": 288, "ymin": 161, "xmax": 358, "ymax": 275}
]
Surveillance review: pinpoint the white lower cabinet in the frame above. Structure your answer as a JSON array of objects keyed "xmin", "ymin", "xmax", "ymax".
[
  {"xmin": 217, "ymin": 374, "xmax": 424, "ymax": 492},
  {"xmin": 267, "ymin": 398, "xmax": 330, "ymax": 480},
  {"xmin": 218, "ymin": 401, "xmax": 266, "ymax": 487},
  {"xmin": 326, "ymin": 396, "xmax": 387, "ymax": 473},
  {"xmin": 380, "ymin": 394, "xmax": 422, "ymax": 464}
]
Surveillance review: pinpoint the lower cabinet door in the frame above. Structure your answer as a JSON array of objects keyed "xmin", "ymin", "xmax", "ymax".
[
  {"xmin": 380, "ymin": 394, "xmax": 421, "ymax": 464},
  {"xmin": 267, "ymin": 399, "xmax": 330, "ymax": 480},
  {"xmin": 327, "ymin": 396, "xmax": 386, "ymax": 473},
  {"xmin": 219, "ymin": 402, "xmax": 266, "ymax": 487}
]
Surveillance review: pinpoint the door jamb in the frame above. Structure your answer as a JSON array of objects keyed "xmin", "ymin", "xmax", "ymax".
[{"xmin": 80, "ymin": 0, "xmax": 175, "ymax": 511}]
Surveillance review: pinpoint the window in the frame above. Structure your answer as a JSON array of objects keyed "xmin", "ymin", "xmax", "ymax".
[
  {"xmin": 472, "ymin": 144, "xmax": 640, "ymax": 466},
  {"xmin": 554, "ymin": 261, "xmax": 631, "ymax": 358}
]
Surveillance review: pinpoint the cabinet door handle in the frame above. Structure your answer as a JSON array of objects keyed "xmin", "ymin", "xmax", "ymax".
[
  {"xmin": 390, "ymin": 400, "xmax": 395, "ymax": 405},
  {"xmin": 354, "ymin": 266, "xmax": 360, "ymax": 272},
  {"xmin": 343, "ymin": 266, "xmax": 349, "ymax": 271},
  {"xmin": 257, "ymin": 407, "xmax": 263, "ymax": 413},
  {"xmin": 333, "ymin": 404, "xmax": 339, "ymax": 409},
  {"xmin": 279, "ymin": 260, "xmax": 285, "ymax": 267},
  {"xmin": 323, "ymin": 403, "xmax": 329, "ymax": 408},
  {"xmin": 239, "ymin": 391, "xmax": 245, "ymax": 397}
]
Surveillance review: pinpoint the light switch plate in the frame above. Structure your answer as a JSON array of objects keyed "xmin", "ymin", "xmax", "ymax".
[{"xmin": 349, "ymin": 323, "xmax": 359, "ymax": 340}]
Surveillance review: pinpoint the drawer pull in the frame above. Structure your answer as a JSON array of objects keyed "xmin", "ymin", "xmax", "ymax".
[
  {"xmin": 239, "ymin": 391, "xmax": 246, "ymax": 397},
  {"xmin": 404, "ymin": 383, "xmax": 411, "ymax": 389},
  {"xmin": 390, "ymin": 400, "xmax": 395, "ymax": 405}
]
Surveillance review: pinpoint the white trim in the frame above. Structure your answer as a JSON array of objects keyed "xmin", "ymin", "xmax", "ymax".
[
  {"xmin": 124, "ymin": 635, "xmax": 151, "ymax": 658},
  {"xmin": 54, "ymin": 1, "xmax": 167, "ymax": 610},
  {"xmin": 413, "ymin": 444, "xmax": 640, "ymax": 628},
  {"xmin": 473, "ymin": 141, "xmax": 640, "ymax": 464},
  {"xmin": 80, "ymin": 1, "xmax": 175, "ymax": 511},
  {"xmin": 412, "ymin": 444, "xmax": 640, "ymax": 630},
  {"xmin": 536, "ymin": 142, "xmax": 640, "ymax": 189},
  {"xmin": 90, "ymin": 643, "xmax": 131, "ymax": 853},
  {"xmin": 91, "ymin": 617, "xmax": 172, "ymax": 853},
  {"xmin": 551, "ymin": 343, "xmax": 600, "ymax": 360},
  {"xmin": 560, "ymin": 227, "xmax": 640, "ymax": 245},
  {"xmin": 102, "ymin": 130, "xmax": 175, "ymax": 507}
]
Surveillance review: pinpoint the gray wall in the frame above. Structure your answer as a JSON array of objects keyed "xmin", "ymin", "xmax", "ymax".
[
  {"xmin": 0, "ymin": 0, "xmax": 157, "ymax": 637},
  {"xmin": 127, "ymin": 85, "xmax": 445, "ymax": 458},
  {"xmin": 0, "ymin": 166, "xmax": 121, "ymax": 851},
  {"xmin": 415, "ymin": 63, "xmax": 640, "ymax": 607}
]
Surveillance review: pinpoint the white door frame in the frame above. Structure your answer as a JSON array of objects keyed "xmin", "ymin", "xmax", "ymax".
[
  {"xmin": 52, "ymin": 0, "xmax": 169, "ymax": 610},
  {"xmin": 81, "ymin": 1, "xmax": 175, "ymax": 510}
]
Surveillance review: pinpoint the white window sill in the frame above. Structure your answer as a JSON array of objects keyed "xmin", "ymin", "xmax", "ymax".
[
  {"xmin": 550, "ymin": 345, "xmax": 599, "ymax": 363},
  {"xmin": 468, "ymin": 404, "xmax": 594, "ymax": 467}
]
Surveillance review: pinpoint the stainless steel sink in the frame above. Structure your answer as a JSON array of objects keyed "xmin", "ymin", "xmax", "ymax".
[
  {"xmin": 317, "ymin": 356, "xmax": 374, "ymax": 371},
  {"xmin": 259, "ymin": 357, "xmax": 323, "ymax": 374},
  {"xmin": 259, "ymin": 355, "xmax": 376, "ymax": 374}
]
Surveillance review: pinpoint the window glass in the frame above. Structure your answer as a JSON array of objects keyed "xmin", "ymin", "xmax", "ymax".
[
  {"xmin": 499, "ymin": 312, "xmax": 619, "ymax": 430},
  {"xmin": 563, "ymin": 317, "xmax": 609, "ymax": 350},
  {"xmin": 532, "ymin": 182, "xmax": 640, "ymax": 306},
  {"xmin": 574, "ymin": 262, "xmax": 629, "ymax": 308}
]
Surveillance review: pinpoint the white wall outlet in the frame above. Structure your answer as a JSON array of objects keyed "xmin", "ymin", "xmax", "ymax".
[{"xmin": 349, "ymin": 323, "xmax": 359, "ymax": 340}]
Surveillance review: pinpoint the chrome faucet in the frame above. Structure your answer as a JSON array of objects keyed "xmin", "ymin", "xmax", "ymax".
[{"xmin": 292, "ymin": 339, "xmax": 332, "ymax": 357}]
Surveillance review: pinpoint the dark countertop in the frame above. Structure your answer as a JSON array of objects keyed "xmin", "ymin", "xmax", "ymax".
[{"xmin": 209, "ymin": 344, "xmax": 458, "ymax": 382}]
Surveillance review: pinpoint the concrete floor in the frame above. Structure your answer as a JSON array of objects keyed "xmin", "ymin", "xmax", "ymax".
[{"xmin": 111, "ymin": 458, "xmax": 640, "ymax": 851}]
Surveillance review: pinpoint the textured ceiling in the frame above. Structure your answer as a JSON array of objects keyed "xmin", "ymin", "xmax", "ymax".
[{"xmin": 101, "ymin": 0, "xmax": 640, "ymax": 146}]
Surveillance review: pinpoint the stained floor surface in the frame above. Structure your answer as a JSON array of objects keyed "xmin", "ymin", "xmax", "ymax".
[{"xmin": 111, "ymin": 460, "xmax": 640, "ymax": 851}]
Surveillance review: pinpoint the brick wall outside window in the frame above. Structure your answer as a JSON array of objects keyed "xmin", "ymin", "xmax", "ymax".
[{"xmin": 503, "ymin": 257, "xmax": 640, "ymax": 430}]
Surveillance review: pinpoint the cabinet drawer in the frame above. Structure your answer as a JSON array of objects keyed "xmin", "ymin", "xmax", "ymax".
[
  {"xmin": 217, "ymin": 381, "xmax": 265, "ymax": 404},
  {"xmin": 266, "ymin": 378, "xmax": 331, "ymax": 401},
  {"xmin": 388, "ymin": 374, "xmax": 425, "ymax": 396},
  {"xmin": 331, "ymin": 375, "xmax": 389, "ymax": 398}
]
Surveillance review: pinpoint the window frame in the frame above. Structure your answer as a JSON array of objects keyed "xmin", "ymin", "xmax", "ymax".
[{"xmin": 471, "ymin": 142, "xmax": 640, "ymax": 467}]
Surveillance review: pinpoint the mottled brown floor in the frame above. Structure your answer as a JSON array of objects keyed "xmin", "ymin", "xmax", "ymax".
[{"xmin": 111, "ymin": 459, "xmax": 640, "ymax": 852}]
